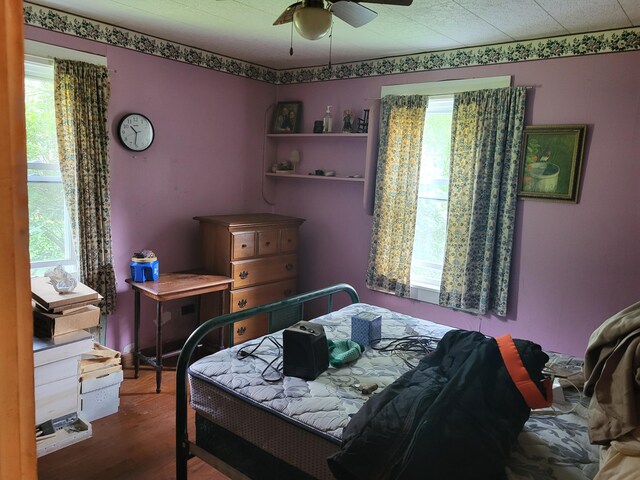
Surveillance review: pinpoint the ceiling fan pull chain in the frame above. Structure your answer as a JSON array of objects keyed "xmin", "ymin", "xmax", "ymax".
[
  {"xmin": 328, "ymin": 21, "xmax": 333, "ymax": 68},
  {"xmin": 290, "ymin": 20, "xmax": 294, "ymax": 56}
]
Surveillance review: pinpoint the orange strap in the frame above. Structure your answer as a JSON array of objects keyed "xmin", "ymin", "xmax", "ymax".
[{"xmin": 496, "ymin": 334, "xmax": 552, "ymax": 409}]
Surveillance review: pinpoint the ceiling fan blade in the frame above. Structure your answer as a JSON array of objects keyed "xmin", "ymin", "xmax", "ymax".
[
  {"xmin": 273, "ymin": 2, "xmax": 301, "ymax": 25},
  {"xmin": 331, "ymin": 1, "xmax": 377, "ymax": 28},
  {"xmin": 359, "ymin": 0, "xmax": 413, "ymax": 5}
]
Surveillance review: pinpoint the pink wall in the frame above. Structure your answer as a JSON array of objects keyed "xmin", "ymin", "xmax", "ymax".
[
  {"xmin": 25, "ymin": 27, "xmax": 275, "ymax": 352},
  {"xmin": 273, "ymin": 52, "xmax": 640, "ymax": 357},
  {"xmin": 25, "ymin": 25, "xmax": 640, "ymax": 358}
]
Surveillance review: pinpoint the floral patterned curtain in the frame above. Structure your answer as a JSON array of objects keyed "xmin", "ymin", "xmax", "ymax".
[
  {"xmin": 54, "ymin": 59, "xmax": 116, "ymax": 314},
  {"xmin": 366, "ymin": 95, "xmax": 428, "ymax": 297},
  {"xmin": 439, "ymin": 87, "xmax": 527, "ymax": 316}
]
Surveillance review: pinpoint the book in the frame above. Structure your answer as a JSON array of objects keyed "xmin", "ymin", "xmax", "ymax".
[
  {"xmin": 34, "ymin": 304, "xmax": 100, "ymax": 337},
  {"xmin": 31, "ymin": 276, "xmax": 100, "ymax": 312}
]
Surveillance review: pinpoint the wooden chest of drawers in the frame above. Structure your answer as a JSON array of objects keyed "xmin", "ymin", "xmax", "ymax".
[{"xmin": 194, "ymin": 213, "xmax": 305, "ymax": 345}]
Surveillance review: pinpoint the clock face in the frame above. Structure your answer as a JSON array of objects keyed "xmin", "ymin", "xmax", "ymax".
[{"xmin": 118, "ymin": 113, "xmax": 154, "ymax": 152}]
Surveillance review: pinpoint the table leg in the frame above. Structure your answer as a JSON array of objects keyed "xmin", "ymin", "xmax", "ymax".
[
  {"xmin": 195, "ymin": 295, "xmax": 201, "ymax": 330},
  {"xmin": 134, "ymin": 290, "xmax": 140, "ymax": 379},
  {"xmin": 220, "ymin": 290, "xmax": 228, "ymax": 351},
  {"xmin": 156, "ymin": 300, "xmax": 163, "ymax": 393}
]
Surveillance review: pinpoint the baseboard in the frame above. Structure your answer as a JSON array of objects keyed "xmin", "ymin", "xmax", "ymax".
[{"xmin": 121, "ymin": 339, "xmax": 217, "ymax": 371}]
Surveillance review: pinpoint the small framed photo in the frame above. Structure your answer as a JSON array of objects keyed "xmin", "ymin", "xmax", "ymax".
[
  {"xmin": 271, "ymin": 101, "xmax": 302, "ymax": 133},
  {"xmin": 518, "ymin": 124, "xmax": 587, "ymax": 202}
]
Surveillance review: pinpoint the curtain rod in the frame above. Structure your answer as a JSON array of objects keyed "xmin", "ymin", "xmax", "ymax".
[{"xmin": 367, "ymin": 85, "xmax": 536, "ymax": 100}]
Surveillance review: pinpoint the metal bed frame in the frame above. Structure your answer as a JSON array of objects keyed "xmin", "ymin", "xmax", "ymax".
[{"xmin": 176, "ymin": 283, "xmax": 360, "ymax": 480}]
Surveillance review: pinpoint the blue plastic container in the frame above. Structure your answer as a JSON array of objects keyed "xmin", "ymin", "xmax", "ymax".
[{"xmin": 130, "ymin": 260, "xmax": 159, "ymax": 282}]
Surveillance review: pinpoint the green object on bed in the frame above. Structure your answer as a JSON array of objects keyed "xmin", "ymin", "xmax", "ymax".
[{"xmin": 328, "ymin": 339, "xmax": 363, "ymax": 367}]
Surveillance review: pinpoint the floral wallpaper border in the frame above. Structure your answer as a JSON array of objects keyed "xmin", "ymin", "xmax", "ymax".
[{"xmin": 24, "ymin": 2, "xmax": 640, "ymax": 85}]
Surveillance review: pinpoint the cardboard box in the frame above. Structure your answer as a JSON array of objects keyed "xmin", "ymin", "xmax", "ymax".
[
  {"xmin": 33, "ymin": 331, "xmax": 93, "ymax": 425},
  {"xmin": 34, "ymin": 305, "xmax": 100, "ymax": 337},
  {"xmin": 36, "ymin": 414, "xmax": 92, "ymax": 458},
  {"xmin": 34, "ymin": 375, "xmax": 79, "ymax": 426},
  {"xmin": 79, "ymin": 368, "xmax": 123, "ymax": 422},
  {"xmin": 351, "ymin": 311, "xmax": 382, "ymax": 348}
]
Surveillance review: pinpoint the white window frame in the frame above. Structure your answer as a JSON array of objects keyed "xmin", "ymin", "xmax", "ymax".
[
  {"xmin": 24, "ymin": 41, "xmax": 106, "ymax": 274},
  {"xmin": 380, "ymin": 76, "xmax": 512, "ymax": 304}
]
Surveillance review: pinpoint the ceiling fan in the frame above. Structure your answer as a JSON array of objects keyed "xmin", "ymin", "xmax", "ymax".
[{"xmin": 274, "ymin": 0, "xmax": 413, "ymax": 41}]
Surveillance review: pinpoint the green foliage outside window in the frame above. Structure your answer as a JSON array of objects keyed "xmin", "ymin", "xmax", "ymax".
[
  {"xmin": 25, "ymin": 74, "xmax": 69, "ymax": 270},
  {"xmin": 411, "ymin": 108, "xmax": 453, "ymax": 286}
]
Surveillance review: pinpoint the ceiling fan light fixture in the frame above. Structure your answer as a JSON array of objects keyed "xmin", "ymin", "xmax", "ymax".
[{"xmin": 293, "ymin": 7, "xmax": 332, "ymax": 40}]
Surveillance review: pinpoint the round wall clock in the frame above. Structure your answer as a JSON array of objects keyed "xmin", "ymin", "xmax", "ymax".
[{"xmin": 118, "ymin": 113, "xmax": 154, "ymax": 152}]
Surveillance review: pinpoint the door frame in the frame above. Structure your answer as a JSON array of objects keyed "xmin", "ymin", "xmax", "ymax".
[{"xmin": 0, "ymin": 0, "xmax": 38, "ymax": 477}]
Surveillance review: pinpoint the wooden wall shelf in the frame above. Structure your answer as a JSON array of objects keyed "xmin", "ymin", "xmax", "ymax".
[
  {"xmin": 265, "ymin": 173, "xmax": 365, "ymax": 183},
  {"xmin": 266, "ymin": 133, "xmax": 368, "ymax": 138}
]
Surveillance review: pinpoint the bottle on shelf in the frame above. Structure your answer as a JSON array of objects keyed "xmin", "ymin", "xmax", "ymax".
[{"xmin": 323, "ymin": 105, "xmax": 333, "ymax": 133}]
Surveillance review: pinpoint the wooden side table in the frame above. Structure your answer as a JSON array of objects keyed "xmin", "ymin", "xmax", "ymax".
[{"xmin": 126, "ymin": 272, "xmax": 233, "ymax": 393}]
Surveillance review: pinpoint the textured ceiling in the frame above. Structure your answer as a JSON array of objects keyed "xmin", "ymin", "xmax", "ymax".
[{"xmin": 29, "ymin": 0, "xmax": 640, "ymax": 69}]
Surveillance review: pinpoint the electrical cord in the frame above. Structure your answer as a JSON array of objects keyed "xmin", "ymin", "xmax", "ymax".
[
  {"xmin": 371, "ymin": 335, "xmax": 441, "ymax": 368},
  {"xmin": 236, "ymin": 335, "xmax": 284, "ymax": 383},
  {"xmin": 530, "ymin": 376, "xmax": 583, "ymax": 416}
]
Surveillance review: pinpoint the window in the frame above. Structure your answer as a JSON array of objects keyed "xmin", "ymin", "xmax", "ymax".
[
  {"xmin": 24, "ymin": 59, "xmax": 77, "ymax": 276},
  {"xmin": 410, "ymin": 96, "xmax": 453, "ymax": 302},
  {"xmin": 380, "ymin": 76, "xmax": 511, "ymax": 304}
]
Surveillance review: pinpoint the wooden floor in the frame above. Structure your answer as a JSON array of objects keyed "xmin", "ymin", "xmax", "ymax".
[{"xmin": 37, "ymin": 368, "xmax": 229, "ymax": 480}]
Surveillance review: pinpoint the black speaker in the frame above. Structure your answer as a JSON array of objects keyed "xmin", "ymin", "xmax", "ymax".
[{"xmin": 283, "ymin": 321, "xmax": 329, "ymax": 380}]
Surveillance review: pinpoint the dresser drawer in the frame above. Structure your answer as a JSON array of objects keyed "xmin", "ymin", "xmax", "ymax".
[
  {"xmin": 232, "ymin": 232, "xmax": 256, "ymax": 259},
  {"xmin": 257, "ymin": 230, "xmax": 279, "ymax": 256},
  {"xmin": 232, "ymin": 315, "xmax": 269, "ymax": 345},
  {"xmin": 280, "ymin": 227, "xmax": 299, "ymax": 253},
  {"xmin": 230, "ymin": 279, "xmax": 297, "ymax": 313},
  {"xmin": 231, "ymin": 254, "xmax": 297, "ymax": 289}
]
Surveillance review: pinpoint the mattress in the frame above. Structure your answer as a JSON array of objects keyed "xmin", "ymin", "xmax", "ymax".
[{"xmin": 188, "ymin": 303, "xmax": 599, "ymax": 479}]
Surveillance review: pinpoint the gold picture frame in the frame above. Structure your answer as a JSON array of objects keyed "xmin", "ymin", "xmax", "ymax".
[
  {"xmin": 518, "ymin": 124, "xmax": 587, "ymax": 202},
  {"xmin": 271, "ymin": 101, "xmax": 302, "ymax": 133}
]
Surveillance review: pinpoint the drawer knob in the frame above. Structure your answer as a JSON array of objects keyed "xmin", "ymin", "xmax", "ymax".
[
  {"xmin": 285, "ymin": 263, "xmax": 294, "ymax": 271},
  {"xmin": 287, "ymin": 238, "xmax": 292, "ymax": 243},
  {"xmin": 238, "ymin": 299, "xmax": 248, "ymax": 308},
  {"xmin": 236, "ymin": 326, "xmax": 246, "ymax": 337},
  {"xmin": 239, "ymin": 270, "xmax": 249, "ymax": 279},
  {"xmin": 241, "ymin": 244, "xmax": 247, "ymax": 248},
  {"xmin": 265, "ymin": 241, "xmax": 271, "ymax": 246},
  {"xmin": 284, "ymin": 289, "xmax": 292, "ymax": 297}
]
